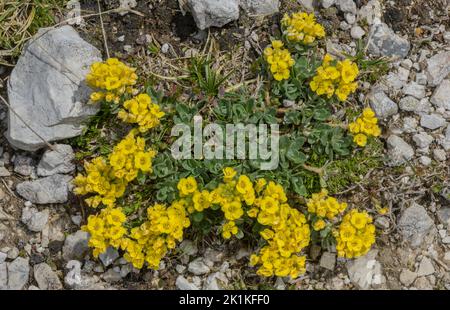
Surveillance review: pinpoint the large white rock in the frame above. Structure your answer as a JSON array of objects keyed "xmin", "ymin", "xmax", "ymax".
[
  {"xmin": 367, "ymin": 23, "xmax": 410, "ymax": 59},
  {"xmin": 240, "ymin": 0, "xmax": 279, "ymax": 15},
  {"xmin": 187, "ymin": 0, "xmax": 239, "ymax": 30},
  {"xmin": 425, "ymin": 51, "xmax": 450, "ymax": 87},
  {"xmin": 16, "ymin": 174, "xmax": 73, "ymax": 204},
  {"xmin": 430, "ymin": 80, "xmax": 450, "ymax": 110},
  {"xmin": 6, "ymin": 26, "xmax": 101, "ymax": 151}
]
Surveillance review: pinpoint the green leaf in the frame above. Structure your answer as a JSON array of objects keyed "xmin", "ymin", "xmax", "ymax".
[{"xmin": 192, "ymin": 212, "xmax": 204, "ymax": 223}]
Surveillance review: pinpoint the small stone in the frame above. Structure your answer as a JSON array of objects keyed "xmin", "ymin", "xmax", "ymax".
[
  {"xmin": 430, "ymin": 80, "xmax": 450, "ymax": 111},
  {"xmin": 102, "ymin": 268, "xmax": 122, "ymax": 283},
  {"xmin": 187, "ymin": 0, "xmax": 240, "ymax": 30},
  {"xmin": 425, "ymin": 51, "xmax": 450, "ymax": 87},
  {"xmin": 357, "ymin": 0, "xmax": 381, "ymax": 25},
  {"xmin": 322, "ymin": 0, "xmax": 336, "ymax": 9},
  {"xmin": 346, "ymin": 250, "xmax": 385, "ymax": 289},
  {"xmin": 7, "ymin": 247, "xmax": 19, "ymax": 260},
  {"xmin": 0, "ymin": 252, "xmax": 6, "ymax": 264},
  {"xmin": 203, "ymin": 272, "xmax": 228, "ymax": 290},
  {"xmin": 0, "ymin": 263, "xmax": 6, "ymax": 290},
  {"xmin": 340, "ymin": 21, "xmax": 351, "ymax": 31},
  {"xmin": 415, "ymin": 73, "xmax": 428, "ymax": 85},
  {"xmin": 367, "ymin": 23, "xmax": 410, "ymax": 58},
  {"xmin": 397, "ymin": 67, "xmax": 410, "ymax": 82},
  {"xmin": 0, "ymin": 167, "xmax": 11, "ymax": 177},
  {"xmin": 13, "ymin": 155, "xmax": 34, "ymax": 176},
  {"xmin": 240, "ymin": 0, "xmax": 279, "ymax": 15},
  {"xmin": 160, "ymin": 43, "xmax": 170, "ymax": 54},
  {"xmin": 368, "ymin": 89, "xmax": 398, "ymax": 119},
  {"xmin": 99, "ymin": 247, "xmax": 119, "ymax": 267},
  {"xmin": 338, "ymin": 0, "xmax": 356, "ymax": 14},
  {"xmin": 71, "ymin": 215, "xmax": 82, "ymax": 226},
  {"xmin": 386, "ymin": 135, "xmax": 414, "ymax": 166},
  {"xmin": 443, "ymin": 252, "xmax": 450, "ymax": 264},
  {"xmin": 432, "ymin": 148, "xmax": 446, "ymax": 162},
  {"xmin": 188, "ymin": 258, "xmax": 210, "ymax": 275},
  {"xmin": 399, "ymin": 269, "xmax": 417, "ymax": 286},
  {"xmin": 350, "ymin": 26, "xmax": 365, "ymax": 39},
  {"xmin": 444, "ymin": 32, "xmax": 450, "ymax": 43},
  {"xmin": 420, "ymin": 114, "xmax": 446, "ymax": 130},
  {"xmin": 345, "ymin": 13, "xmax": 356, "ymax": 24},
  {"xmin": 401, "ymin": 59, "xmax": 413, "ymax": 69},
  {"xmin": 412, "ymin": 132, "xmax": 433, "ymax": 149},
  {"xmin": 320, "ymin": 252, "xmax": 336, "ymax": 271},
  {"xmin": 37, "ymin": 144, "xmax": 75, "ymax": 177},
  {"xmin": 16, "ymin": 174, "xmax": 73, "ymax": 204},
  {"xmin": 179, "ymin": 240, "xmax": 198, "ymax": 256},
  {"xmin": 203, "ymin": 248, "xmax": 224, "ymax": 263},
  {"xmin": 437, "ymin": 206, "xmax": 450, "ymax": 225},
  {"xmin": 21, "ymin": 206, "xmax": 49, "ymax": 232},
  {"xmin": 34, "ymin": 263, "xmax": 62, "ymax": 290},
  {"xmin": 441, "ymin": 236, "xmax": 450, "ymax": 244},
  {"xmin": 419, "ymin": 156, "xmax": 432, "ymax": 166},
  {"xmin": 413, "ymin": 277, "xmax": 433, "ymax": 290},
  {"xmin": 7, "ymin": 257, "xmax": 30, "ymax": 290},
  {"xmin": 399, "ymin": 96, "xmax": 431, "ymax": 113},
  {"xmin": 417, "ymin": 257, "xmax": 435, "ymax": 277},
  {"xmin": 62, "ymin": 230, "xmax": 89, "ymax": 261},
  {"xmin": 402, "ymin": 117, "xmax": 418, "ymax": 133},
  {"xmin": 176, "ymin": 275, "xmax": 199, "ymax": 290},
  {"xmin": 375, "ymin": 217, "xmax": 390, "ymax": 229},
  {"xmin": 120, "ymin": 264, "xmax": 132, "ymax": 278},
  {"xmin": 403, "ymin": 82, "xmax": 426, "ymax": 99},
  {"xmin": 398, "ymin": 203, "xmax": 435, "ymax": 248},
  {"xmin": 176, "ymin": 265, "xmax": 186, "ymax": 274}
]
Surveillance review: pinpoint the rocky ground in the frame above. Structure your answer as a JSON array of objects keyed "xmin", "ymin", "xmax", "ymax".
[{"xmin": 1, "ymin": 0, "xmax": 450, "ymax": 290}]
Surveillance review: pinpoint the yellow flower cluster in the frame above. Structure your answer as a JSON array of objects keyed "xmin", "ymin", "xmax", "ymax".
[
  {"xmin": 248, "ymin": 179, "xmax": 310, "ymax": 279},
  {"xmin": 335, "ymin": 209, "xmax": 376, "ymax": 258},
  {"xmin": 307, "ymin": 189, "xmax": 347, "ymax": 231},
  {"xmin": 263, "ymin": 40, "xmax": 295, "ymax": 81},
  {"xmin": 177, "ymin": 168, "xmax": 310, "ymax": 278},
  {"xmin": 118, "ymin": 94, "xmax": 165, "ymax": 133},
  {"xmin": 281, "ymin": 12, "xmax": 325, "ymax": 44},
  {"xmin": 310, "ymin": 54, "xmax": 359, "ymax": 101},
  {"xmin": 120, "ymin": 202, "xmax": 190, "ymax": 269},
  {"xmin": 87, "ymin": 58, "xmax": 138, "ymax": 104},
  {"xmin": 108, "ymin": 131, "xmax": 157, "ymax": 180},
  {"xmin": 348, "ymin": 108, "xmax": 381, "ymax": 147},
  {"xmin": 82, "ymin": 207, "xmax": 127, "ymax": 257},
  {"xmin": 73, "ymin": 132, "xmax": 156, "ymax": 208},
  {"xmin": 175, "ymin": 169, "xmax": 251, "ymax": 240}
]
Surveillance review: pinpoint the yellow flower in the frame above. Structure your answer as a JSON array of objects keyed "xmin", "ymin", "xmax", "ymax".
[
  {"xmin": 222, "ymin": 201, "xmax": 244, "ymax": 221},
  {"xmin": 353, "ymin": 133, "xmax": 367, "ymax": 147},
  {"xmin": 264, "ymin": 40, "xmax": 294, "ymax": 81},
  {"xmin": 223, "ymin": 167, "xmax": 237, "ymax": 182},
  {"xmin": 86, "ymin": 58, "xmax": 137, "ymax": 105},
  {"xmin": 282, "ymin": 12, "xmax": 325, "ymax": 45},
  {"xmin": 310, "ymin": 54, "xmax": 359, "ymax": 101},
  {"xmin": 313, "ymin": 219, "xmax": 326, "ymax": 231},
  {"xmin": 222, "ymin": 221, "xmax": 238, "ymax": 239},
  {"xmin": 134, "ymin": 152, "xmax": 152, "ymax": 172},
  {"xmin": 177, "ymin": 177, "xmax": 198, "ymax": 197}
]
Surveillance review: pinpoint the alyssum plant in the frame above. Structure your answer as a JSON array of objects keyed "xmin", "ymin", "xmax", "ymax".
[{"xmin": 74, "ymin": 11, "xmax": 380, "ymax": 280}]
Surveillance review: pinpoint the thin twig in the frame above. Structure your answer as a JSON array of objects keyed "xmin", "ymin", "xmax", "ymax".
[
  {"xmin": 0, "ymin": 94, "xmax": 55, "ymax": 150},
  {"xmin": 97, "ymin": 0, "xmax": 110, "ymax": 59}
]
